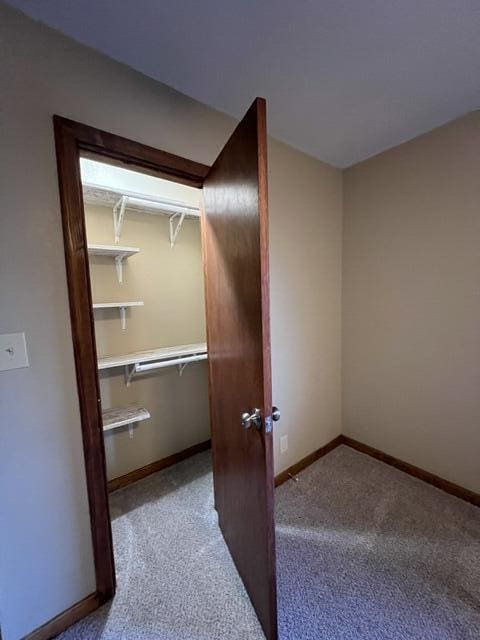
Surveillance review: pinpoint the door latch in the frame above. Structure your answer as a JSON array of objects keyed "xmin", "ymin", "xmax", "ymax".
[{"xmin": 265, "ymin": 406, "xmax": 281, "ymax": 433}]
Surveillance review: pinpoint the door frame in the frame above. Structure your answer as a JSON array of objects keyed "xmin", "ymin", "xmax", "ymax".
[{"xmin": 53, "ymin": 115, "xmax": 210, "ymax": 605}]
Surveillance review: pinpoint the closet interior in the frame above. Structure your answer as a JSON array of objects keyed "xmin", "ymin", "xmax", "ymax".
[{"xmin": 80, "ymin": 157, "xmax": 210, "ymax": 484}]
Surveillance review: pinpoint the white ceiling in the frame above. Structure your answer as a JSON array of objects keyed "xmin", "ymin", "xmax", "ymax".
[{"xmin": 7, "ymin": 0, "xmax": 480, "ymax": 167}]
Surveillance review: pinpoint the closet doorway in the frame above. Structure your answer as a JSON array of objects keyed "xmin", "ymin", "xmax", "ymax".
[{"xmin": 54, "ymin": 99, "xmax": 278, "ymax": 639}]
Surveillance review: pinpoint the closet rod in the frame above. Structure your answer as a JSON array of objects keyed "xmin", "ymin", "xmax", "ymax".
[
  {"xmin": 135, "ymin": 352, "xmax": 207, "ymax": 373},
  {"xmin": 124, "ymin": 194, "xmax": 200, "ymax": 215},
  {"xmin": 83, "ymin": 182, "xmax": 200, "ymax": 215}
]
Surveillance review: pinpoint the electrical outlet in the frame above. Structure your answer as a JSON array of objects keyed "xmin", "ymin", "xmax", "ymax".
[{"xmin": 280, "ymin": 435, "xmax": 288, "ymax": 454}]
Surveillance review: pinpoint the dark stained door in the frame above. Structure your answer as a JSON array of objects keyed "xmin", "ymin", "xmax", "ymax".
[{"xmin": 201, "ymin": 98, "xmax": 277, "ymax": 639}]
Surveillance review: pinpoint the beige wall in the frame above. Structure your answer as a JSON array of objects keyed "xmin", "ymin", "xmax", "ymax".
[
  {"xmin": 269, "ymin": 138, "xmax": 342, "ymax": 471},
  {"xmin": 343, "ymin": 112, "xmax": 480, "ymax": 494},
  {"xmin": 85, "ymin": 203, "xmax": 209, "ymax": 480},
  {"xmin": 0, "ymin": 4, "xmax": 342, "ymax": 638}
]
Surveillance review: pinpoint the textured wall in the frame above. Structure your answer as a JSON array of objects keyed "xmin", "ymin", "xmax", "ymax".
[{"xmin": 343, "ymin": 112, "xmax": 480, "ymax": 494}]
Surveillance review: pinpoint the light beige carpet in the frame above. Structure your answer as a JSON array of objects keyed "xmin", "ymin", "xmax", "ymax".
[{"xmin": 58, "ymin": 446, "xmax": 480, "ymax": 639}]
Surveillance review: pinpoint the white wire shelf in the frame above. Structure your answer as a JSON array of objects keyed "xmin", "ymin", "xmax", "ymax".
[
  {"xmin": 97, "ymin": 342, "xmax": 207, "ymax": 385},
  {"xmin": 82, "ymin": 182, "xmax": 200, "ymax": 247},
  {"xmin": 88, "ymin": 244, "xmax": 140, "ymax": 284},
  {"xmin": 102, "ymin": 405, "xmax": 151, "ymax": 437}
]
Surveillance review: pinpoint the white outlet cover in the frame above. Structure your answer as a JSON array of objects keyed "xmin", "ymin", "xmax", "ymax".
[{"xmin": 0, "ymin": 332, "xmax": 29, "ymax": 372}]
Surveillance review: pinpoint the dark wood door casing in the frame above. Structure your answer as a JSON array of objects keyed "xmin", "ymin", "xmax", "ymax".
[{"xmin": 53, "ymin": 115, "xmax": 209, "ymax": 607}]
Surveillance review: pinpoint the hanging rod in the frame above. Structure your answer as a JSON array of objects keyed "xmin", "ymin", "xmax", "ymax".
[
  {"xmin": 83, "ymin": 182, "xmax": 200, "ymax": 215},
  {"xmin": 125, "ymin": 352, "xmax": 208, "ymax": 385},
  {"xmin": 120, "ymin": 194, "xmax": 199, "ymax": 216},
  {"xmin": 136, "ymin": 352, "xmax": 208, "ymax": 373}
]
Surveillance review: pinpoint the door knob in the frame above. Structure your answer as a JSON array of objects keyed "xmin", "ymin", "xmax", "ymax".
[
  {"xmin": 241, "ymin": 408, "xmax": 262, "ymax": 430},
  {"xmin": 272, "ymin": 406, "xmax": 281, "ymax": 421}
]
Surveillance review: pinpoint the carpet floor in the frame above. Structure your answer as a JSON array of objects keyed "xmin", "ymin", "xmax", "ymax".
[{"xmin": 58, "ymin": 445, "xmax": 480, "ymax": 639}]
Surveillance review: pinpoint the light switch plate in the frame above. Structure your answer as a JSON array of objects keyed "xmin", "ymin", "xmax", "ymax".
[
  {"xmin": 280, "ymin": 435, "xmax": 288, "ymax": 454},
  {"xmin": 0, "ymin": 332, "xmax": 29, "ymax": 372}
]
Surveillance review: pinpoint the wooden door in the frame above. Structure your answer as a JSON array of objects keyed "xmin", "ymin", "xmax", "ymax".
[{"xmin": 202, "ymin": 98, "xmax": 277, "ymax": 639}]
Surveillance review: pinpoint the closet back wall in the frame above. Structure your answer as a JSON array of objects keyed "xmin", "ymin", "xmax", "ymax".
[{"xmin": 85, "ymin": 204, "xmax": 209, "ymax": 480}]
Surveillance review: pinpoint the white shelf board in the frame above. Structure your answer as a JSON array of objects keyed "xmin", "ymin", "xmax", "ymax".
[
  {"xmin": 88, "ymin": 244, "xmax": 140, "ymax": 258},
  {"xmin": 102, "ymin": 405, "xmax": 150, "ymax": 432},
  {"xmin": 98, "ymin": 342, "xmax": 207, "ymax": 370},
  {"xmin": 93, "ymin": 301, "xmax": 144, "ymax": 309}
]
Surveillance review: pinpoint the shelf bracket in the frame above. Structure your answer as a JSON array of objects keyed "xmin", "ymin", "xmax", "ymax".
[
  {"xmin": 125, "ymin": 364, "xmax": 136, "ymax": 387},
  {"xmin": 113, "ymin": 195, "xmax": 128, "ymax": 244},
  {"xmin": 169, "ymin": 210, "xmax": 186, "ymax": 248},
  {"xmin": 114, "ymin": 253, "xmax": 128, "ymax": 284},
  {"xmin": 178, "ymin": 362, "xmax": 188, "ymax": 376},
  {"xmin": 128, "ymin": 423, "xmax": 134, "ymax": 439},
  {"xmin": 119, "ymin": 306, "xmax": 127, "ymax": 331}
]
